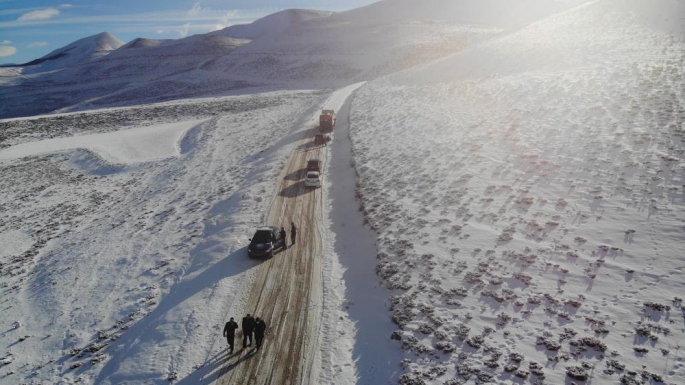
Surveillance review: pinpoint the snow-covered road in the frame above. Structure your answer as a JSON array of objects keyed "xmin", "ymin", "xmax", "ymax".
[{"xmin": 206, "ymin": 83, "xmax": 365, "ymax": 385}]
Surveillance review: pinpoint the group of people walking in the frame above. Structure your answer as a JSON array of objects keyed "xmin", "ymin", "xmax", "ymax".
[
  {"xmin": 223, "ymin": 314, "xmax": 268, "ymax": 354},
  {"xmin": 279, "ymin": 221, "xmax": 297, "ymax": 249}
]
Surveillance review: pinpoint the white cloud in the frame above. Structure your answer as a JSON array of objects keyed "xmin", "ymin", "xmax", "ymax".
[
  {"xmin": 179, "ymin": 23, "xmax": 190, "ymax": 38},
  {"xmin": 1, "ymin": 39, "xmax": 11, "ymax": 44},
  {"xmin": 0, "ymin": 45, "xmax": 17, "ymax": 57},
  {"xmin": 213, "ymin": 10, "xmax": 239, "ymax": 31},
  {"xmin": 188, "ymin": 2, "xmax": 203, "ymax": 17},
  {"xmin": 156, "ymin": 28, "xmax": 165, "ymax": 34},
  {"xmin": 18, "ymin": 8, "xmax": 60, "ymax": 22},
  {"xmin": 60, "ymin": 4, "xmax": 73, "ymax": 8},
  {"xmin": 222, "ymin": 10, "xmax": 238, "ymax": 24},
  {"xmin": 28, "ymin": 41, "xmax": 48, "ymax": 48}
]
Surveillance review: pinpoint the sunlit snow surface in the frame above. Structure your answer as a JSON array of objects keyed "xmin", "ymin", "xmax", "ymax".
[
  {"xmin": 348, "ymin": 1, "xmax": 685, "ymax": 384},
  {"xmin": 0, "ymin": 120, "xmax": 204, "ymax": 164},
  {"xmin": 0, "ymin": 90, "xmax": 326, "ymax": 384},
  {"xmin": 0, "ymin": 0, "xmax": 684, "ymax": 384}
]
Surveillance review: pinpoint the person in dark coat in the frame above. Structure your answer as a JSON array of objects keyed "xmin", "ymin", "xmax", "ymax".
[
  {"xmin": 280, "ymin": 227, "xmax": 287, "ymax": 249},
  {"xmin": 290, "ymin": 222, "xmax": 297, "ymax": 246},
  {"xmin": 223, "ymin": 317, "xmax": 239, "ymax": 353},
  {"xmin": 254, "ymin": 317, "xmax": 267, "ymax": 350},
  {"xmin": 242, "ymin": 314, "xmax": 255, "ymax": 348}
]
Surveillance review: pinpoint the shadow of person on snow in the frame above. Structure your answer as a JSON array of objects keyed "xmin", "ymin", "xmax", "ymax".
[
  {"xmin": 174, "ymin": 347, "xmax": 255, "ymax": 385},
  {"xmin": 92, "ymin": 245, "xmax": 259, "ymax": 384}
]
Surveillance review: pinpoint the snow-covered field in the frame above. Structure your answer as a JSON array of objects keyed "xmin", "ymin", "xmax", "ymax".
[
  {"xmin": 0, "ymin": 90, "xmax": 326, "ymax": 384},
  {"xmin": 0, "ymin": 120, "xmax": 204, "ymax": 164},
  {"xmin": 348, "ymin": 1, "xmax": 685, "ymax": 384},
  {"xmin": 1, "ymin": 0, "xmax": 684, "ymax": 384}
]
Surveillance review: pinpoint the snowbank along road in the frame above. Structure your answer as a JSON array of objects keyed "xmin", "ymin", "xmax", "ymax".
[{"xmin": 212, "ymin": 84, "xmax": 364, "ymax": 385}]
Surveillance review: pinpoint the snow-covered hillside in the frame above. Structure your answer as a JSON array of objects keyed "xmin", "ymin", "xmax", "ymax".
[
  {"xmin": 212, "ymin": 9, "xmax": 333, "ymax": 39},
  {"xmin": 2, "ymin": 0, "xmax": 684, "ymax": 384},
  {"xmin": 0, "ymin": 1, "xmax": 587, "ymax": 119},
  {"xmin": 0, "ymin": 33, "xmax": 250, "ymax": 119},
  {"xmin": 20, "ymin": 32, "xmax": 124, "ymax": 73},
  {"xmin": 349, "ymin": 0, "xmax": 685, "ymax": 384},
  {"xmin": 0, "ymin": 90, "xmax": 326, "ymax": 384},
  {"xmin": 337, "ymin": 0, "xmax": 586, "ymax": 28}
]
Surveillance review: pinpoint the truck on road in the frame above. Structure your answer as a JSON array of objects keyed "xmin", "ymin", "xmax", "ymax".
[{"xmin": 319, "ymin": 110, "xmax": 335, "ymax": 133}]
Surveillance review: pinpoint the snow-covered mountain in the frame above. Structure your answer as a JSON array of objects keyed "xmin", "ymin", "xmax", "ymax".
[
  {"xmin": 337, "ymin": 0, "xmax": 586, "ymax": 28},
  {"xmin": 0, "ymin": 32, "xmax": 250, "ymax": 118},
  {"xmin": 0, "ymin": 1, "xmax": 586, "ymax": 119},
  {"xmin": 211, "ymin": 8, "xmax": 333, "ymax": 39},
  {"xmin": 21, "ymin": 32, "xmax": 124, "ymax": 73}
]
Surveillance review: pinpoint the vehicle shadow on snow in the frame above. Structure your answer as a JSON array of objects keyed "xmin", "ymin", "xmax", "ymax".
[
  {"xmin": 295, "ymin": 138, "xmax": 323, "ymax": 152},
  {"xmin": 240, "ymin": 126, "xmax": 318, "ymax": 167},
  {"xmin": 278, "ymin": 181, "xmax": 313, "ymax": 197},
  {"xmin": 275, "ymin": 127, "xmax": 318, "ymax": 152},
  {"xmin": 93, "ymin": 245, "xmax": 259, "ymax": 384},
  {"xmin": 283, "ymin": 168, "xmax": 304, "ymax": 181}
]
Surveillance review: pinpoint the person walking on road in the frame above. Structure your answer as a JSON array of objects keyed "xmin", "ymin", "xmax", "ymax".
[
  {"xmin": 254, "ymin": 317, "xmax": 267, "ymax": 350},
  {"xmin": 242, "ymin": 314, "xmax": 255, "ymax": 348},
  {"xmin": 280, "ymin": 227, "xmax": 287, "ymax": 249},
  {"xmin": 223, "ymin": 317, "xmax": 239, "ymax": 353},
  {"xmin": 290, "ymin": 222, "xmax": 297, "ymax": 246}
]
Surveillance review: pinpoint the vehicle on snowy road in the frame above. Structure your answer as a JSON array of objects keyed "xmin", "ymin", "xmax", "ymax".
[
  {"xmin": 306, "ymin": 159, "xmax": 322, "ymax": 173},
  {"xmin": 319, "ymin": 110, "xmax": 335, "ymax": 133},
  {"xmin": 314, "ymin": 134, "xmax": 330, "ymax": 146},
  {"xmin": 248, "ymin": 226, "xmax": 285, "ymax": 258},
  {"xmin": 305, "ymin": 171, "xmax": 322, "ymax": 188}
]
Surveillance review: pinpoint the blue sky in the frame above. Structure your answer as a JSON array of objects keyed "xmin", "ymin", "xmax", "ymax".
[{"xmin": 0, "ymin": 0, "xmax": 377, "ymax": 65}]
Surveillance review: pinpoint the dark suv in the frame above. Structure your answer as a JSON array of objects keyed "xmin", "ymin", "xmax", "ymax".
[
  {"xmin": 248, "ymin": 226, "xmax": 285, "ymax": 258},
  {"xmin": 307, "ymin": 159, "xmax": 322, "ymax": 173}
]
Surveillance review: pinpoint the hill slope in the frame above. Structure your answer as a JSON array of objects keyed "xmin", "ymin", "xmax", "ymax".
[
  {"xmin": 0, "ymin": 1, "xmax": 586, "ymax": 119},
  {"xmin": 211, "ymin": 8, "xmax": 333, "ymax": 39},
  {"xmin": 348, "ymin": 0, "xmax": 685, "ymax": 383},
  {"xmin": 21, "ymin": 32, "xmax": 124, "ymax": 72}
]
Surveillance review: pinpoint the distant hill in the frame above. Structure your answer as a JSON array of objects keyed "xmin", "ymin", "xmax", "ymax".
[
  {"xmin": 20, "ymin": 32, "xmax": 124, "ymax": 72},
  {"xmin": 0, "ymin": 2, "xmax": 591, "ymax": 119},
  {"xmin": 211, "ymin": 9, "xmax": 333, "ymax": 39},
  {"xmin": 337, "ymin": 0, "xmax": 586, "ymax": 28}
]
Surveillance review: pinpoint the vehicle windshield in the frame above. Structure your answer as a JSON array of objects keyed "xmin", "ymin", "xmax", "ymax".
[
  {"xmin": 252, "ymin": 230, "xmax": 272, "ymax": 243},
  {"xmin": 307, "ymin": 172, "xmax": 319, "ymax": 178}
]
